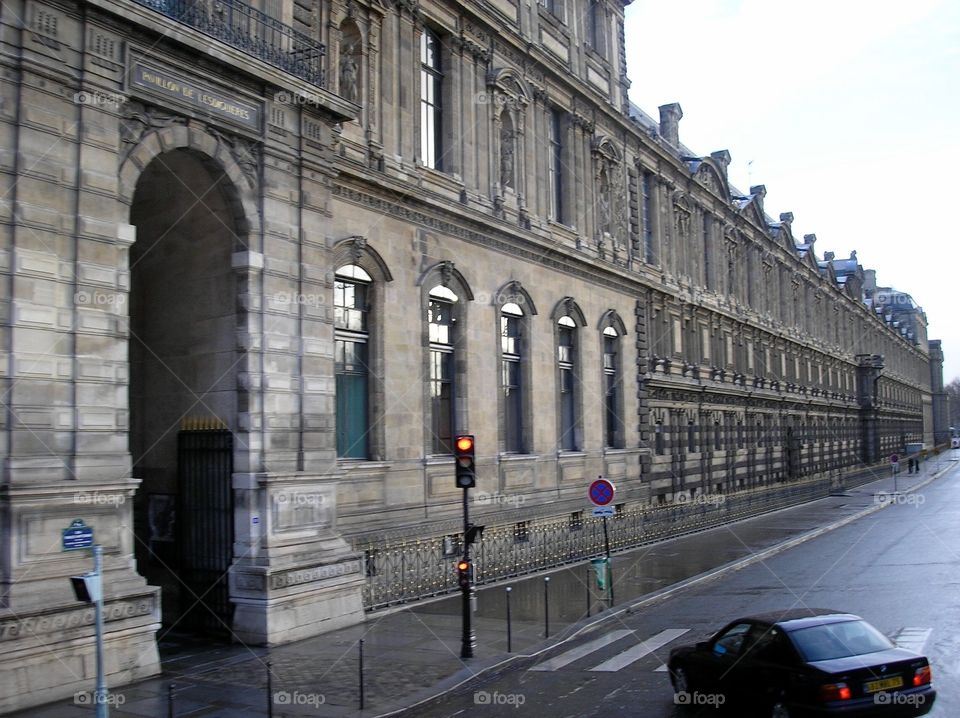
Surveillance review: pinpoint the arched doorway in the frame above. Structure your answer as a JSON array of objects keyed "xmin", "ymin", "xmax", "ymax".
[{"xmin": 129, "ymin": 148, "xmax": 240, "ymax": 636}]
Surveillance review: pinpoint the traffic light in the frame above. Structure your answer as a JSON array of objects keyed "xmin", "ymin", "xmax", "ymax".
[
  {"xmin": 456, "ymin": 558, "xmax": 472, "ymax": 590},
  {"xmin": 454, "ymin": 434, "xmax": 476, "ymax": 488}
]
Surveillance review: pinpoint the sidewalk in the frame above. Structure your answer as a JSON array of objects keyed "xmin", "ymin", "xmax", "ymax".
[{"xmin": 16, "ymin": 457, "xmax": 955, "ymax": 718}]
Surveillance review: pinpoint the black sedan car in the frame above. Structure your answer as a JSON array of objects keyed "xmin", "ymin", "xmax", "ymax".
[{"xmin": 668, "ymin": 609, "xmax": 935, "ymax": 717}]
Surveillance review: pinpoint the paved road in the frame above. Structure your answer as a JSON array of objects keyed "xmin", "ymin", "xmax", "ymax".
[{"xmin": 414, "ymin": 465, "xmax": 958, "ymax": 717}]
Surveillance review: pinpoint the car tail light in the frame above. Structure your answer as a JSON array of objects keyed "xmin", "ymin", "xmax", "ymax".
[
  {"xmin": 819, "ymin": 683, "xmax": 852, "ymax": 701},
  {"xmin": 913, "ymin": 665, "xmax": 932, "ymax": 686}
]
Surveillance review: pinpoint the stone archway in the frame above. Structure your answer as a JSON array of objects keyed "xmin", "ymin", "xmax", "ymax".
[{"xmin": 126, "ymin": 139, "xmax": 247, "ymax": 635}]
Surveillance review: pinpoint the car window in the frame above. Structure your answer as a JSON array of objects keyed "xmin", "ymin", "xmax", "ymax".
[
  {"xmin": 712, "ymin": 623, "xmax": 752, "ymax": 657},
  {"xmin": 744, "ymin": 626, "xmax": 797, "ymax": 665},
  {"xmin": 789, "ymin": 620, "xmax": 895, "ymax": 662}
]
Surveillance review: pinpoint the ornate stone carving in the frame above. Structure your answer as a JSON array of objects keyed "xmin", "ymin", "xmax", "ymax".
[
  {"xmin": 119, "ymin": 101, "xmax": 188, "ymax": 163},
  {"xmin": 207, "ymin": 127, "xmax": 261, "ymax": 190}
]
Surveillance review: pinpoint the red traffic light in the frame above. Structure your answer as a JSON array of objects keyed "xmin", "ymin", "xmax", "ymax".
[
  {"xmin": 454, "ymin": 434, "xmax": 476, "ymax": 488},
  {"xmin": 456, "ymin": 559, "xmax": 471, "ymax": 589}
]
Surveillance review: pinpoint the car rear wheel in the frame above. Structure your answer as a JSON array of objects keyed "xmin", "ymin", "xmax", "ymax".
[
  {"xmin": 670, "ymin": 665, "xmax": 690, "ymax": 695},
  {"xmin": 770, "ymin": 701, "xmax": 791, "ymax": 718}
]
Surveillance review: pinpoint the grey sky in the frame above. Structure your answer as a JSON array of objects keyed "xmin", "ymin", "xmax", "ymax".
[{"xmin": 624, "ymin": 0, "xmax": 960, "ymax": 382}]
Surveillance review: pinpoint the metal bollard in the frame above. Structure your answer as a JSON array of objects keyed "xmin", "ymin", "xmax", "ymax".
[
  {"xmin": 544, "ymin": 577, "xmax": 550, "ymax": 638},
  {"xmin": 505, "ymin": 586, "xmax": 512, "ymax": 653},
  {"xmin": 359, "ymin": 638, "xmax": 365, "ymax": 710},
  {"xmin": 167, "ymin": 683, "xmax": 175, "ymax": 718},
  {"xmin": 586, "ymin": 564, "xmax": 591, "ymax": 618},
  {"xmin": 266, "ymin": 661, "xmax": 273, "ymax": 718}
]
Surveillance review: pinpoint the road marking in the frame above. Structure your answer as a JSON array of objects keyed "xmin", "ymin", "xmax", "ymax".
[
  {"xmin": 589, "ymin": 628, "xmax": 690, "ymax": 672},
  {"xmin": 894, "ymin": 627, "xmax": 932, "ymax": 653},
  {"xmin": 530, "ymin": 629, "xmax": 634, "ymax": 671},
  {"xmin": 654, "ymin": 664, "xmax": 669, "ymax": 672}
]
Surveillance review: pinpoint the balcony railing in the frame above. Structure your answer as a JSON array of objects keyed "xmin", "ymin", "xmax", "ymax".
[{"xmin": 133, "ymin": 0, "xmax": 325, "ymax": 88}]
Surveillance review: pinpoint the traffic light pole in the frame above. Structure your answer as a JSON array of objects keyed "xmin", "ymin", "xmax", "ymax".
[{"xmin": 460, "ymin": 487, "xmax": 476, "ymax": 659}]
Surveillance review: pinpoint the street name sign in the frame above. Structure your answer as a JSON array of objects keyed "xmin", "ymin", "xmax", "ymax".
[{"xmin": 62, "ymin": 519, "xmax": 94, "ymax": 551}]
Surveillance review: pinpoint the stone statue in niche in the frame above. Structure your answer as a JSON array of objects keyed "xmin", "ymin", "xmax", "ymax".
[
  {"xmin": 500, "ymin": 118, "xmax": 515, "ymax": 188},
  {"xmin": 598, "ymin": 168, "xmax": 611, "ymax": 235},
  {"xmin": 340, "ymin": 42, "xmax": 359, "ymax": 104}
]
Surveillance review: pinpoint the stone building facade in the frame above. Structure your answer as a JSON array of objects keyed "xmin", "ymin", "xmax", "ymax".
[{"xmin": 0, "ymin": 0, "xmax": 943, "ymax": 711}]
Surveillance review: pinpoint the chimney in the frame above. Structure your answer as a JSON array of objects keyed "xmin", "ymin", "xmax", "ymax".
[
  {"xmin": 779, "ymin": 212, "xmax": 794, "ymax": 227},
  {"xmin": 803, "ymin": 233, "xmax": 817, "ymax": 246},
  {"xmin": 658, "ymin": 103, "xmax": 683, "ymax": 148},
  {"xmin": 710, "ymin": 150, "xmax": 731, "ymax": 179},
  {"xmin": 863, "ymin": 269, "xmax": 877, "ymax": 294},
  {"xmin": 749, "ymin": 185, "xmax": 766, "ymax": 214},
  {"xmin": 824, "ymin": 251, "xmax": 835, "ymax": 261}
]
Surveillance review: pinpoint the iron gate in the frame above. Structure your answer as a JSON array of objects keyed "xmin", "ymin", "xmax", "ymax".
[{"xmin": 177, "ymin": 428, "xmax": 234, "ymax": 636}]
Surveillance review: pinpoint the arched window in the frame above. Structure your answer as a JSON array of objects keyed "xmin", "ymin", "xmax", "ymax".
[
  {"xmin": 558, "ymin": 316, "xmax": 578, "ymax": 450},
  {"xmin": 599, "ymin": 311, "xmax": 627, "ymax": 448},
  {"xmin": 428, "ymin": 285, "xmax": 458, "ymax": 454},
  {"xmin": 602, "ymin": 327, "xmax": 621, "ymax": 447},
  {"xmin": 501, "ymin": 302, "xmax": 525, "ymax": 453},
  {"xmin": 335, "ymin": 264, "xmax": 373, "ymax": 458},
  {"xmin": 553, "ymin": 298, "xmax": 585, "ymax": 452}
]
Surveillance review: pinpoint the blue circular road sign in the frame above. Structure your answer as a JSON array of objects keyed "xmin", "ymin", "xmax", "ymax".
[{"xmin": 589, "ymin": 478, "xmax": 616, "ymax": 506}]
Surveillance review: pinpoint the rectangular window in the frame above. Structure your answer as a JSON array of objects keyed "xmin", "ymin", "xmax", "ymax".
[
  {"xmin": 335, "ymin": 277, "xmax": 370, "ymax": 458},
  {"xmin": 655, "ymin": 420, "xmax": 665, "ymax": 455},
  {"xmin": 603, "ymin": 333, "xmax": 620, "ymax": 448},
  {"xmin": 642, "ymin": 172, "xmax": 654, "ymax": 264},
  {"xmin": 587, "ymin": 0, "xmax": 603, "ymax": 54},
  {"xmin": 687, "ymin": 421, "xmax": 696, "ymax": 453},
  {"xmin": 702, "ymin": 213, "xmax": 713, "ymax": 289},
  {"xmin": 548, "ymin": 109, "xmax": 565, "ymax": 223},
  {"xmin": 335, "ymin": 341, "xmax": 368, "ymax": 458},
  {"xmin": 420, "ymin": 29, "xmax": 443, "ymax": 170},
  {"xmin": 558, "ymin": 324, "xmax": 577, "ymax": 450},
  {"xmin": 538, "ymin": 0, "xmax": 562, "ymax": 19},
  {"xmin": 737, "ymin": 421, "xmax": 744, "ymax": 449},
  {"xmin": 714, "ymin": 422, "xmax": 722, "ymax": 451},
  {"xmin": 502, "ymin": 313, "xmax": 524, "ymax": 452},
  {"xmin": 429, "ymin": 298, "xmax": 455, "ymax": 454}
]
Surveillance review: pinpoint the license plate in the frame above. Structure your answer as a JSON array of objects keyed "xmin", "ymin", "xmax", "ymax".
[{"xmin": 864, "ymin": 676, "xmax": 904, "ymax": 693}]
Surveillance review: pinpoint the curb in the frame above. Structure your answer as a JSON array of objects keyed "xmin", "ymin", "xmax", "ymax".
[{"xmin": 372, "ymin": 462, "xmax": 953, "ymax": 717}]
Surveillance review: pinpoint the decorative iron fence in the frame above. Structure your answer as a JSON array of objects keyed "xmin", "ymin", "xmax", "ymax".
[
  {"xmin": 133, "ymin": 0, "xmax": 326, "ymax": 87},
  {"xmin": 354, "ymin": 476, "xmax": 853, "ymax": 610}
]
